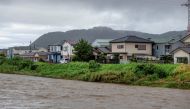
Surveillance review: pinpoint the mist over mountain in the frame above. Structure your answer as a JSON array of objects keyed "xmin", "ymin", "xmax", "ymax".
[{"xmin": 31, "ymin": 27, "xmax": 187, "ymax": 48}]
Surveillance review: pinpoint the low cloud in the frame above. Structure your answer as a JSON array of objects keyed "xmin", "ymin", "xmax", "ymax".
[{"xmin": 0, "ymin": 0, "xmax": 188, "ymax": 48}]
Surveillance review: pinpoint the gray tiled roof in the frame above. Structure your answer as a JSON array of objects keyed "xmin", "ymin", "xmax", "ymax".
[
  {"xmin": 110, "ymin": 36, "xmax": 154, "ymax": 43},
  {"xmin": 171, "ymin": 47, "xmax": 190, "ymax": 54},
  {"xmin": 97, "ymin": 47, "xmax": 110, "ymax": 54},
  {"xmin": 180, "ymin": 47, "xmax": 190, "ymax": 54}
]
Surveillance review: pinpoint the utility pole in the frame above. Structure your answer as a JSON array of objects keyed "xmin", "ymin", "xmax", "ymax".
[
  {"xmin": 182, "ymin": 0, "xmax": 190, "ymax": 33},
  {"xmin": 29, "ymin": 40, "xmax": 32, "ymax": 53}
]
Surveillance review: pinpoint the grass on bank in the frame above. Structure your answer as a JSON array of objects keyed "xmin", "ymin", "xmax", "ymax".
[{"xmin": 0, "ymin": 57, "xmax": 190, "ymax": 89}]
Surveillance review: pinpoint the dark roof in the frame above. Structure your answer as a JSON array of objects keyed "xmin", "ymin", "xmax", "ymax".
[
  {"xmin": 110, "ymin": 36, "xmax": 154, "ymax": 43},
  {"xmin": 171, "ymin": 47, "xmax": 190, "ymax": 54},
  {"xmin": 95, "ymin": 47, "xmax": 111, "ymax": 54},
  {"xmin": 180, "ymin": 34, "xmax": 190, "ymax": 42},
  {"xmin": 179, "ymin": 47, "xmax": 190, "ymax": 53}
]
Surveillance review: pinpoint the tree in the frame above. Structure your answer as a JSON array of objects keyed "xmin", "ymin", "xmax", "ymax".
[
  {"xmin": 96, "ymin": 53, "xmax": 107, "ymax": 63},
  {"xmin": 73, "ymin": 39, "xmax": 94, "ymax": 62}
]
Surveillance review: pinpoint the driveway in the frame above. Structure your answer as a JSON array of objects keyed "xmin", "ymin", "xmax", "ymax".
[{"xmin": 0, "ymin": 73, "xmax": 190, "ymax": 109}]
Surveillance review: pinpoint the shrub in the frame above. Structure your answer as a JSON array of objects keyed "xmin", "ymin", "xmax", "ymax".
[
  {"xmin": 89, "ymin": 60, "xmax": 101, "ymax": 72},
  {"xmin": 147, "ymin": 73, "xmax": 159, "ymax": 81},
  {"xmin": 0, "ymin": 64, "xmax": 18, "ymax": 73},
  {"xmin": 0, "ymin": 56, "xmax": 5, "ymax": 65},
  {"xmin": 133, "ymin": 64, "xmax": 155, "ymax": 75},
  {"xmin": 123, "ymin": 71, "xmax": 138, "ymax": 84},
  {"xmin": 19, "ymin": 59, "xmax": 34, "ymax": 70},
  {"xmin": 2, "ymin": 57, "xmax": 34, "ymax": 70},
  {"xmin": 88, "ymin": 71, "xmax": 124, "ymax": 83},
  {"xmin": 6, "ymin": 57, "xmax": 23, "ymax": 66},
  {"xmin": 173, "ymin": 64, "xmax": 190, "ymax": 76},
  {"xmin": 133, "ymin": 64, "xmax": 167, "ymax": 78},
  {"xmin": 30, "ymin": 64, "xmax": 39, "ymax": 70}
]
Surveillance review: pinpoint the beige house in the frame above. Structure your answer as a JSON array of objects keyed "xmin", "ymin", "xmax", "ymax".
[
  {"xmin": 20, "ymin": 52, "xmax": 49, "ymax": 62},
  {"xmin": 110, "ymin": 36, "xmax": 154, "ymax": 63},
  {"xmin": 171, "ymin": 34, "xmax": 190, "ymax": 64}
]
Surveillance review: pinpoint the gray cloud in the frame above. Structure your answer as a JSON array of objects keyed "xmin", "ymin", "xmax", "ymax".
[{"xmin": 0, "ymin": 0, "xmax": 188, "ymax": 48}]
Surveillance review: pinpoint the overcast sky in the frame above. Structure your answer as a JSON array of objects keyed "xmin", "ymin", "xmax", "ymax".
[{"xmin": 0, "ymin": 0, "xmax": 188, "ymax": 48}]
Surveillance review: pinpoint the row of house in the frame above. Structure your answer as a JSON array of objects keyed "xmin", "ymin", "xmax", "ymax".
[
  {"xmin": 91, "ymin": 34, "xmax": 190, "ymax": 64},
  {"xmin": 6, "ymin": 34, "xmax": 190, "ymax": 64},
  {"xmin": 6, "ymin": 40, "xmax": 76, "ymax": 63}
]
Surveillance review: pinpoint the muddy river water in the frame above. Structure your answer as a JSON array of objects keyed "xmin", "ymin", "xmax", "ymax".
[{"xmin": 0, "ymin": 73, "xmax": 190, "ymax": 109}]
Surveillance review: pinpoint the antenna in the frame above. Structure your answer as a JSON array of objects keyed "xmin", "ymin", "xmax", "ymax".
[{"xmin": 182, "ymin": 0, "xmax": 190, "ymax": 33}]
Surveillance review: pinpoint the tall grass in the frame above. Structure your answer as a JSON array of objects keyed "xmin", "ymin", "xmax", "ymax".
[{"xmin": 0, "ymin": 58, "xmax": 190, "ymax": 89}]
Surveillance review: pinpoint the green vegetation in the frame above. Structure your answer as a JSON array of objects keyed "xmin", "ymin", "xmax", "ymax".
[
  {"xmin": 0, "ymin": 57, "xmax": 190, "ymax": 89},
  {"xmin": 73, "ymin": 39, "xmax": 94, "ymax": 62}
]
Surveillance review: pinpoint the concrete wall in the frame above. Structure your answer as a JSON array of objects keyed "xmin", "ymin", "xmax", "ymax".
[{"xmin": 173, "ymin": 50, "xmax": 190, "ymax": 64}]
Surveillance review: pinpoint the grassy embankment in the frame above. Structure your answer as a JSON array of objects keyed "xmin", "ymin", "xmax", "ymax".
[{"xmin": 0, "ymin": 57, "xmax": 190, "ymax": 89}]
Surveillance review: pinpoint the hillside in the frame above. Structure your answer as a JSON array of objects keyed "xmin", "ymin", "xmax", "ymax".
[{"xmin": 31, "ymin": 27, "xmax": 187, "ymax": 48}]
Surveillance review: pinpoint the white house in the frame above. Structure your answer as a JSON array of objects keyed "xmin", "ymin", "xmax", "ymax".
[
  {"xmin": 61, "ymin": 40, "xmax": 77, "ymax": 61},
  {"xmin": 48, "ymin": 40, "xmax": 77, "ymax": 62},
  {"xmin": 171, "ymin": 34, "xmax": 190, "ymax": 64}
]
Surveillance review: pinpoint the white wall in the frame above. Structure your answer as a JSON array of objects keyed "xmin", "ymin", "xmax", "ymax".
[
  {"xmin": 61, "ymin": 42, "xmax": 74, "ymax": 59},
  {"xmin": 49, "ymin": 46, "xmax": 61, "ymax": 52},
  {"xmin": 174, "ymin": 50, "xmax": 190, "ymax": 64}
]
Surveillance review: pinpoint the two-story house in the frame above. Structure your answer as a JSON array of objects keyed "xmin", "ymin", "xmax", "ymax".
[
  {"xmin": 153, "ymin": 38, "xmax": 184, "ymax": 58},
  {"xmin": 110, "ymin": 36, "xmax": 154, "ymax": 63},
  {"xmin": 48, "ymin": 41, "xmax": 63, "ymax": 63},
  {"xmin": 171, "ymin": 34, "xmax": 190, "ymax": 64},
  {"xmin": 61, "ymin": 40, "xmax": 77, "ymax": 61},
  {"xmin": 48, "ymin": 40, "xmax": 76, "ymax": 63}
]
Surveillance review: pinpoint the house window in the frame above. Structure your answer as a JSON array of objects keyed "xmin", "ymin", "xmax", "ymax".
[
  {"xmin": 63, "ymin": 47, "xmax": 68, "ymax": 51},
  {"xmin": 157, "ymin": 46, "xmax": 159, "ymax": 50},
  {"xmin": 119, "ymin": 56, "xmax": 123, "ymax": 59},
  {"xmin": 177, "ymin": 57, "xmax": 188, "ymax": 64},
  {"xmin": 165, "ymin": 45, "xmax": 171, "ymax": 53},
  {"xmin": 135, "ymin": 45, "xmax": 146, "ymax": 50},
  {"xmin": 117, "ymin": 45, "xmax": 124, "ymax": 49}
]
